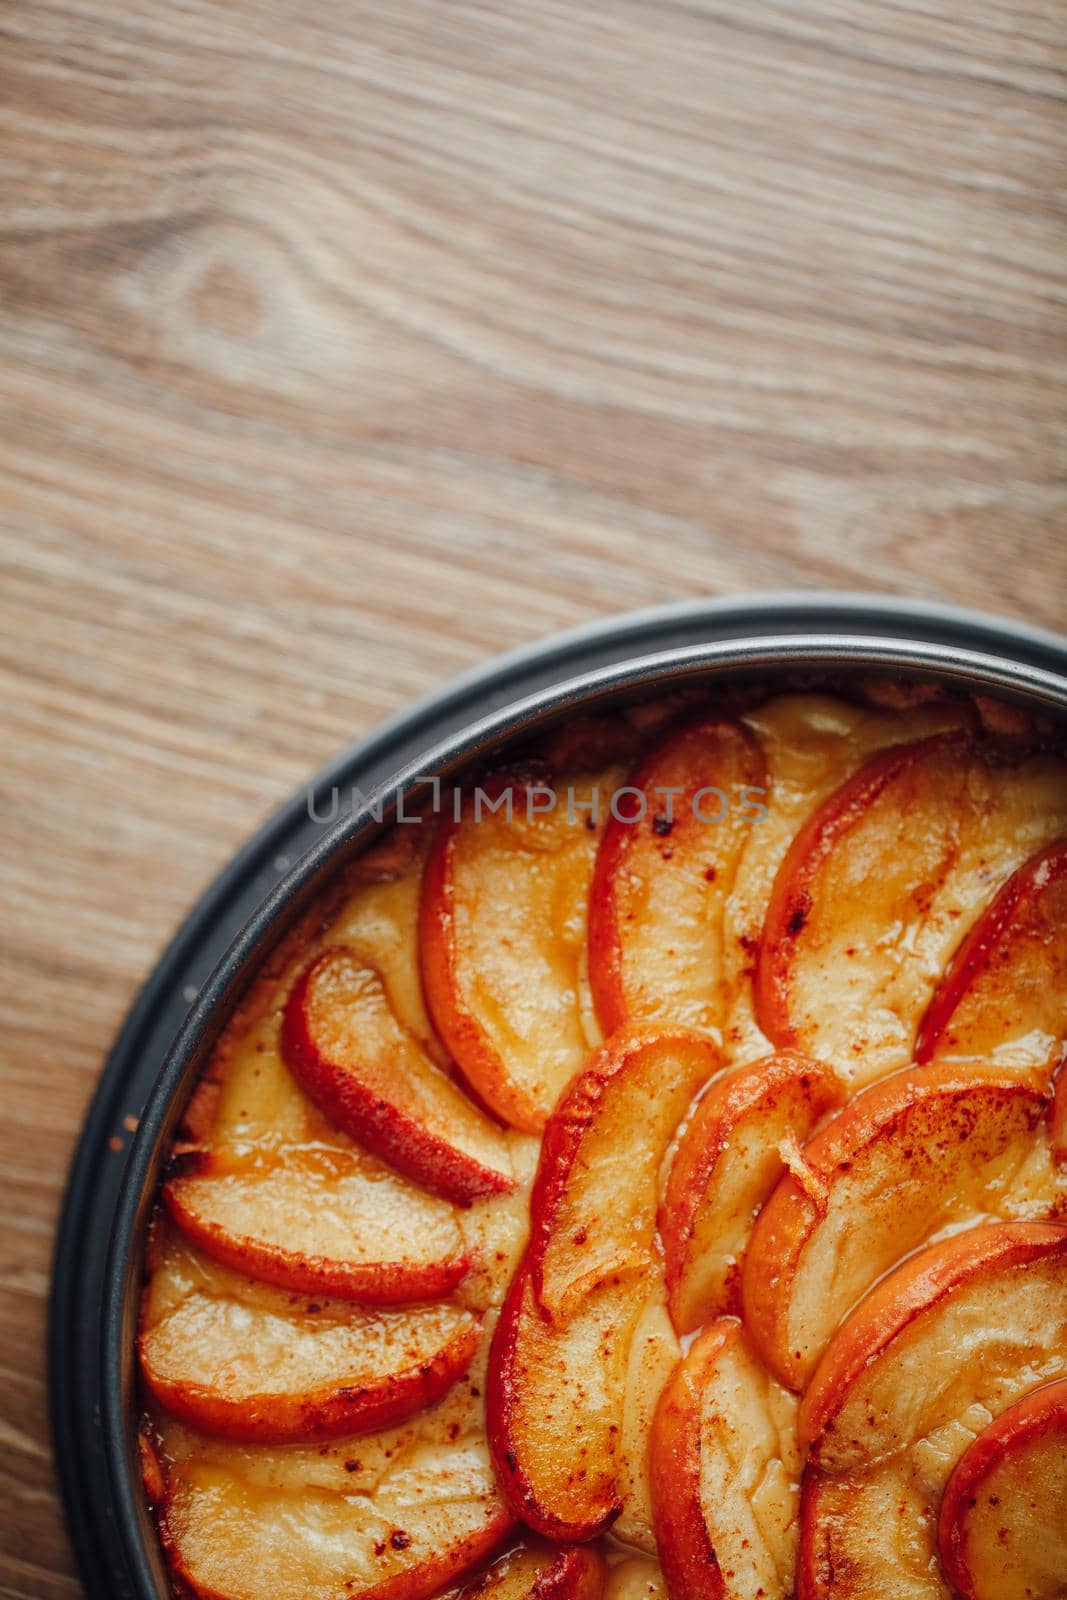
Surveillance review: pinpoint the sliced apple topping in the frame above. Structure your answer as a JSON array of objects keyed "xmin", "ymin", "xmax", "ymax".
[
  {"xmin": 650, "ymin": 1318, "xmax": 801, "ymax": 1600},
  {"xmin": 165, "ymin": 990, "xmax": 477, "ymax": 1302},
  {"xmin": 916, "ymin": 838, "xmax": 1067, "ymax": 1076},
  {"xmin": 488, "ymin": 1030, "xmax": 718, "ymax": 1540},
  {"xmin": 528, "ymin": 1029, "xmax": 720, "ymax": 1317},
  {"xmin": 743, "ymin": 1065, "xmax": 1066, "ymax": 1389},
  {"xmin": 756, "ymin": 731, "xmax": 1067, "ymax": 1086},
  {"xmin": 587, "ymin": 717, "xmax": 766, "ymax": 1036},
  {"xmin": 282, "ymin": 845, "xmax": 530, "ymax": 1204},
  {"xmin": 421, "ymin": 769, "xmax": 621, "ymax": 1132},
  {"xmin": 938, "ymin": 1377, "xmax": 1067, "ymax": 1600},
  {"xmin": 663, "ymin": 1051, "xmax": 844, "ymax": 1335},
  {"xmin": 721, "ymin": 694, "xmax": 972, "ymax": 1065},
  {"xmin": 282, "ymin": 946, "xmax": 515, "ymax": 1204},
  {"xmin": 801, "ymin": 1222, "xmax": 1067, "ymax": 1469},
  {"xmin": 796, "ymin": 1224, "xmax": 1067, "ymax": 1600},
  {"xmin": 165, "ymin": 1144, "xmax": 470, "ymax": 1304},
  {"xmin": 152, "ymin": 1340, "xmax": 512, "ymax": 1600},
  {"xmin": 797, "ymin": 1460, "xmax": 946, "ymax": 1600},
  {"xmin": 458, "ymin": 1540, "xmax": 606, "ymax": 1600},
  {"xmin": 487, "ymin": 1263, "xmax": 625, "ymax": 1544},
  {"xmin": 140, "ymin": 1225, "xmax": 480, "ymax": 1444}
]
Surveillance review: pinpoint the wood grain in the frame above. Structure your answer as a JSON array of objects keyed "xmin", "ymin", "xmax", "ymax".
[{"xmin": 0, "ymin": 1, "xmax": 1064, "ymax": 1593}]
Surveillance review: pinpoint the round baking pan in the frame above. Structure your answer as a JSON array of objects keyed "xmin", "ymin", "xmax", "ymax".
[{"xmin": 50, "ymin": 592, "xmax": 1067, "ymax": 1599}]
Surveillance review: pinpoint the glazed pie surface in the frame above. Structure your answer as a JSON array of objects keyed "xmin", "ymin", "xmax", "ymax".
[{"xmin": 138, "ymin": 684, "xmax": 1067, "ymax": 1600}]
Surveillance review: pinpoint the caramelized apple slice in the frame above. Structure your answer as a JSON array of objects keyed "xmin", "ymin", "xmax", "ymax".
[
  {"xmin": 140, "ymin": 1227, "xmax": 479, "ymax": 1443},
  {"xmin": 650, "ymin": 1318, "xmax": 800, "ymax": 1600},
  {"xmin": 587, "ymin": 718, "xmax": 766, "ymax": 1035},
  {"xmin": 165, "ymin": 1144, "xmax": 469, "ymax": 1303},
  {"xmin": 283, "ymin": 947, "xmax": 515, "ymax": 1204},
  {"xmin": 458, "ymin": 1540, "xmax": 606, "ymax": 1600},
  {"xmin": 488, "ymin": 1030, "xmax": 718, "ymax": 1540},
  {"xmin": 152, "ymin": 1340, "xmax": 512, "ymax": 1600},
  {"xmin": 721, "ymin": 694, "xmax": 973, "ymax": 1066},
  {"xmin": 798, "ymin": 1387, "xmax": 1067, "ymax": 1600},
  {"xmin": 166, "ymin": 972, "xmax": 476, "ymax": 1302},
  {"xmin": 487, "ymin": 1262, "xmax": 629, "ymax": 1543},
  {"xmin": 916, "ymin": 838, "xmax": 1067, "ymax": 1075},
  {"xmin": 796, "ymin": 1225, "xmax": 1067, "ymax": 1600},
  {"xmin": 529, "ymin": 1029, "xmax": 720, "ymax": 1317},
  {"xmin": 743, "ymin": 1065, "xmax": 1065, "ymax": 1388},
  {"xmin": 756, "ymin": 731, "xmax": 1067, "ymax": 1085},
  {"xmin": 662, "ymin": 1051, "xmax": 843, "ymax": 1334},
  {"xmin": 421, "ymin": 769, "xmax": 619, "ymax": 1132},
  {"xmin": 938, "ymin": 1378, "xmax": 1067, "ymax": 1600},
  {"xmin": 800, "ymin": 1222, "xmax": 1067, "ymax": 1470},
  {"xmin": 797, "ymin": 1461, "xmax": 944, "ymax": 1600}
]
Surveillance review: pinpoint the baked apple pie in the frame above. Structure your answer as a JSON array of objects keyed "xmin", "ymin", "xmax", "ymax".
[{"xmin": 138, "ymin": 683, "xmax": 1067, "ymax": 1600}]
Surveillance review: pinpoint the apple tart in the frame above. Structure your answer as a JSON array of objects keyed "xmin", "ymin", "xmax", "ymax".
[{"xmin": 138, "ymin": 685, "xmax": 1067, "ymax": 1600}]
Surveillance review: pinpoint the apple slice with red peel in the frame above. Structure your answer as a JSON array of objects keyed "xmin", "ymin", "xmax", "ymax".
[
  {"xmin": 721, "ymin": 695, "xmax": 975, "ymax": 1066},
  {"xmin": 743, "ymin": 1065, "xmax": 1065, "ymax": 1389},
  {"xmin": 756, "ymin": 728, "xmax": 968, "ymax": 1065},
  {"xmin": 139, "ymin": 1226, "xmax": 480, "ymax": 1444},
  {"xmin": 458, "ymin": 1541, "xmax": 606, "ymax": 1600},
  {"xmin": 151, "ymin": 1338, "xmax": 512, "ymax": 1600},
  {"xmin": 938, "ymin": 1378, "xmax": 1067, "ymax": 1600},
  {"xmin": 282, "ymin": 947, "xmax": 515, "ymax": 1204},
  {"xmin": 798, "ymin": 1361, "xmax": 1067, "ymax": 1600},
  {"xmin": 662, "ymin": 1050, "xmax": 843, "ymax": 1334},
  {"xmin": 797, "ymin": 1462, "xmax": 942, "ymax": 1600},
  {"xmin": 916, "ymin": 838, "xmax": 1067, "ymax": 1075},
  {"xmin": 587, "ymin": 718, "xmax": 766, "ymax": 1036},
  {"xmin": 528, "ymin": 1029, "xmax": 719, "ymax": 1317},
  {"xmin": 800, "ymin": 1222, "xmax": 1067, "ymax": 1470},
  {"xmin": 756, "ymin": 731, "xmax": 1067, "ymax": 1086},
  {"xmin": 421, "ymin": 769, "xmax": 620, "ymax": 1132},
  {"xmin": 650, "ymin": 1318, "xmax": 801, "ymax": 1600},
  {"xmin": 488, "ymin": 1029, "xmax": 718, "ymax": 1541},
  {"xmin": 487, "ymin": 1262, "xmax": 628, "ymax": 1543},
  {"xmin": 796, "ymin": 1225, "xmax": 1067, "ymax": 1600},
  {"xmin": 165, "ymin": 1144, "xmax": 470, "ymax": 1304},
  {"xmin": 165, "ymin": 985, "xmax": 473, "ymax": 1303}
]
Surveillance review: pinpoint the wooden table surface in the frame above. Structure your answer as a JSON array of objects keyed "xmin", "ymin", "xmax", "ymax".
[{"xmin": 1, "ymin": 1, "xmax": 1064, "ymax": 1593}]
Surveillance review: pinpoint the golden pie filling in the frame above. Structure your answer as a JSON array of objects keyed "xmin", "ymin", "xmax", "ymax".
[{"xmin": 138, "ymin": 687, "xmax": 1067, "ymax": 1600}]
